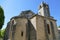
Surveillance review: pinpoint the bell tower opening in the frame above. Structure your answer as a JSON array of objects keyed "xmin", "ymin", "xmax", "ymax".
[{"xmin": 38, "ymin": 2, "xmax": 50, "ymax": 17}]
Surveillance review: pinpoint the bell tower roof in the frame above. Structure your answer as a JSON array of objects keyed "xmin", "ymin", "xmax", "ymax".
[{"xmin": 38, "ymin": 2, "xmax": 48, "ymax": 10}]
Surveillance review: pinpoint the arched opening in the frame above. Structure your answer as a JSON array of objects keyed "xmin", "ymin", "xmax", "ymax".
[
  {"xmin": 21, "ymin": 31, "xmax": 23, "ymax": 37},
  {"xmin": 47, "ymin": 24, "xmax": 50, "ymax": 34}
]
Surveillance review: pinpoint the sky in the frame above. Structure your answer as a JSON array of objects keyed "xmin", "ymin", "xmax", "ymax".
[{"xmin": 0, "ymin": 0, "xmax": 60, "ymax": 29}]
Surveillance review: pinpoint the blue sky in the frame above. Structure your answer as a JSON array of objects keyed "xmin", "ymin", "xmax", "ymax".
[{"xmin": 0, "ymin": 0, "xmax": 60, "ymax": 29}]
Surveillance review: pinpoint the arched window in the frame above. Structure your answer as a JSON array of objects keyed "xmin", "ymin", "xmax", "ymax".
[
  {"xmin": 12, "ymin": 20, "xmax": 14, "ymax": 24},
  {"xmin": 47, "ymin": 24, "xmax": 50, "ymax": 34},
  {"xmin": 44, "ymin": 20, "xmax": 49, "ymax": 40},
  {"xmin": 44, "ymin": 20, "xmax": 50, "ymax": 34},
  {"xmin": 21, "ymin": 31, "xmax": 23, "ymax": 37},
  {"xmin": 11, "ymin": 19, "xmax": 16, "ymax": 25},
  {"xmin": 11, "ymin": 19, "xmax": 16, "ymax": 40}
]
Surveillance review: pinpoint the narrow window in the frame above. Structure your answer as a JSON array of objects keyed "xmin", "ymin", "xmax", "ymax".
[
  {"xmin": 21, "ymin": 31, "xmax": 23, "ymax": 36},
  {"xmin": 47, "ymin": 24, "xmax": 50, "ymax": 34},
  {"xmin": 12, "ymin": 20, "xmax": 14, "ymax": 24}
]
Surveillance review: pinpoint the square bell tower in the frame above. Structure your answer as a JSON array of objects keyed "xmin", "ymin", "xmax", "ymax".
[{"xmin": 38, "ymin": 2, "xmax": 50, "ymax": 17}]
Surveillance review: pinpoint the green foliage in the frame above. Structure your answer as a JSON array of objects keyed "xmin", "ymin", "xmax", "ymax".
[
  {"xmin": 0, "ymin": 6, "xmax": 5, "ymax": 29},
  {"xmin": 1, "ymin": 29, "xmax": 5, "ymax": 38},
  {"xmin": 58, "ymin": 26, "xmax": 60, "ymax": 28},
  {"xmin": 0, "ymin": 30, "xmax": 1, "ymax": 37},
  {"xmin": 0, "ymin": 29, "xmax": 5, "ymax": 38}
]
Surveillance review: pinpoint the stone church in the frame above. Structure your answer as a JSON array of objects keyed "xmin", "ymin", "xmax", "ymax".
[{"xmin": 4, "ymin": 2, "xmax": 58, "ymax": 40}]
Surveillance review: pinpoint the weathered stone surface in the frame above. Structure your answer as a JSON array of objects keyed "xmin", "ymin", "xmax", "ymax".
[{"xmin": 4, "ymin": 2, "xmax": 59, "ymax": 40}]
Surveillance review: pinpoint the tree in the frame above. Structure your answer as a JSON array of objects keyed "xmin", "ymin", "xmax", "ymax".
[
  {"xmin": 58, "ymin": 26, "xmax": 60, "ymax": 28},
  {"xmin": 0, "ymin": 6, "xmax": 5, "ymax": 29},
  {"xmin": 1, "ymin": 29, "xmax": 5, "ymax": 38},
  {"xmin": 0, "ymin": 29, "xmax": 5, "ymax": 39}
]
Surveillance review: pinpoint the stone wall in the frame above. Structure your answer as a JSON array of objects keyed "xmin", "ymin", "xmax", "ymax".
[
  {"xmin": 14, "ymin": 18, "xmax": 28, "ymax": 40},
  {"xmin": 36, "ymin": 16, "xmax": 46, "ymax": 40}
]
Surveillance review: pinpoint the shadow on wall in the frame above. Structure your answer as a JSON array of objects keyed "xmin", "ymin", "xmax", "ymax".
[{"xmin": 26, "ymin": 20, "xmax": 37, "ymax": 40}]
